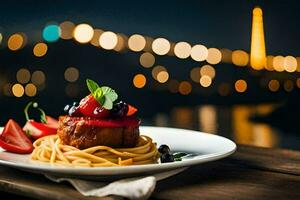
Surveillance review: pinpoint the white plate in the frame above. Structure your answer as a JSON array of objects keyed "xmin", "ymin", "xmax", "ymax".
[{"xmin": 0, "ymin": 126, "xmax": 236, "ymax": 180}]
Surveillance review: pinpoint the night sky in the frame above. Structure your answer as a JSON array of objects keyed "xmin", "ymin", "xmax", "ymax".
[{"xmin": 1, "ymin": 0, "xmax": 300, "ymax": 55}]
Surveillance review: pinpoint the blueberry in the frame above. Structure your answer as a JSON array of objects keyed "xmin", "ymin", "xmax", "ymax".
[
  {"xmin": 73, "ymin": 102, "xmax": 79, "ymax": 106},
  {"xmin": 158, "ymin": 145, "xmax": 170, "ymax": 154},
  {"xmin": 160, "ymin": 153, "xmax": 174, "ymax": 163},
  {"xmin": 64, "ymin": 104, "xmax": 71, "ymax": 113},
  {"xmin": 111, "ymin": 101, "xmax": 129, "ymax": 117}
]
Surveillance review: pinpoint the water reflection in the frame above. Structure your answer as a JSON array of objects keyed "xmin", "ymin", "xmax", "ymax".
[{"xmin": 153, "ymin": 104, "xmax": 285, "ymax": 149}]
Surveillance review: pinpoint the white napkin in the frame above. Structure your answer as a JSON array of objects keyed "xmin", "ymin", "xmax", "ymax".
[{"xmin": 45, "ymin": 168, "xmax": 186, "ymax": 200}]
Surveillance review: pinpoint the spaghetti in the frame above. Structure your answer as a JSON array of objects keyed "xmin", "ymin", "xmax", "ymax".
[{"xmin": 30, "ymin": 135, "xmax": 159, "ymax": 167}]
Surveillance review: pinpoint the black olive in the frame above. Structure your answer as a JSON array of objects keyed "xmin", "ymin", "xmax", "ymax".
[
  {"xmin": 64, "ymin": 104, "xmax": 71, "ymax": 113},
  {"xmin": 160, "ymin": 153, "xmax": 174, "ymax": 163},
  {"xmin": 158, "ymin": 144, "xmax": 170, "ymax": 154}
]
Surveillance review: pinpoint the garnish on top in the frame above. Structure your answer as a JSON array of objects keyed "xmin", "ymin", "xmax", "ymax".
[{"xmin": 65, "ymin": 79, "xmax": 137, "ymax": 118}]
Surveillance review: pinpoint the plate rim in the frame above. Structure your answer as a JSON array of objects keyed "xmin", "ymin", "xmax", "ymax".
[{"xmin": 0, "ymin": 126, "xmax": 237, "ymax": 175}]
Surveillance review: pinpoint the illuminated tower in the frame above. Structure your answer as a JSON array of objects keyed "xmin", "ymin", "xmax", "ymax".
[{"xmin": 250, "ymin": 7, "xmax": 266, "ymax": 70}]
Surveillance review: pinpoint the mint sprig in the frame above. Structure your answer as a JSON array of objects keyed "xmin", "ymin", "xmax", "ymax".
[{"xmin": 86, "ymin": 79, "xmax": 118, "ymax": 110}]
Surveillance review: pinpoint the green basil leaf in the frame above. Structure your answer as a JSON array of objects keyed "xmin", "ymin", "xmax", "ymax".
[
  {"xmin": 86, "ymin": 79, "xmax": 99, "ymax": 94},
  {"xmin": 102, "ymin": 96, "xmax": 113, "ymax": 109},
  {"xmin": 93, "ymin": 88, "xmax": 105, "ymax": 104}
]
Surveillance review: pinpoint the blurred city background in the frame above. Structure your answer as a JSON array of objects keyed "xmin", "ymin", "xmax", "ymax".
[{"xmin": 0, "ymin": 0, "xmax": 299, "ymax": 150}]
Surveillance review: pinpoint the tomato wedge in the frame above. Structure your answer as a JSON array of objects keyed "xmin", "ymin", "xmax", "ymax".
[
  {"xmin": 0, "ymin": 119, "xmax": 33, "ymax": 154},
  {"xmin": 23, "ymin": 117, "xmax": 58, "ymax": 140}
]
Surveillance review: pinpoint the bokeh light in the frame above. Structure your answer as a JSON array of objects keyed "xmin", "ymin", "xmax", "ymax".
[
  {"xmin": 42, "ymin": 24, "xmax": 60, "ymax": 42},
  {"xmin": 206, "ymin": 48, "xmax": 222, "ymax": 64},
  {"xmin": 265, "ymin": 56, "xmax": 274, "ymax": 71},
  {"xmin": 220, "ymin": 49, "xmax": 232, "ymax": 63},
  {"xmin": 284, "ymin": 56, "xmax": 297, "ymax": 72},
  {"xmin": 168, "ymin": 80, "xmax": 179, "ymax": 93},
  {"xmin": 152, "ymin": 65, "xmax": 166, "ymax": 80},
  {"xmin": 235, "ymin": 79, "xmax": 247, "ymax": 93},
  {"xmin": 3, "ymin": 83, "xmax": 13, "ymax": 96},
  {"xmin": 99, "ymin": 31, "xmax": 118, "ymax": 50},
  {"xmin": 232, "ymin": 50, "xmax": 249, "ymax": 66},
  {"xmin": 60, "ymin": 21, "xmax": 75, "ymax": 40},
  {"xmin": 139, "ymin": 52, "xmax": 155, "ymax": 68},
  {"xmin": 268, "ymin": 79, "xmax": 280, "ymax": 92},
  {"xmin": 73, "ymin": 24, "xmax": 94, "ymax": 43},
  {"xmin": 200, "ymin": 65, "xmax": 216, "ymax": 79},
  {"xmin": 31, "ymin": 71, "xmax": 45, "ymax": 85},
  {"xmin": 199, "ymin": 75, "xmax": 212, "ymax": 87},
  {"xmin": 174, "ymin": 42, "xmax": 191, "ymax": 59},
  {"xmin": 284, "ymin": 80, "xmax": 294, "ymax": 92},
  {"xmin": 65, "ymin": 84, "xmax": 79, "ymax": 97},
  {"xmin": 156, "ymin": 71, "xmax": 169, "ymax": 83},
  {"xmin": 90, "ymin": 29, "xmax": 103, "ymax": 46},
  {"xmin": 64, "ymin": 67, "xmax": 79, "ymax": 82},
  {"xmin": 190, "ymin": 67, "xmax": 201, "ymax": 83},
  {"xmin": 16, "ymin": 68, "xmax": 31, "ymax": 84},
  {"xmin": 273, "ymin": 56, "xmax": 285, "ymax": 72},
  {"xmin": 133, "ymin": 74, "xmax": 146, "ymax": 88},
  {"xmin": 178, "ymin": 81, "xmax": 192, "ymax": 95},
  {"xmin": 25, "ymin": 83, "xmax": 37, "ymax": 97},
  {"xmin": 128, "ymin": 34, "xmax": 146, "ymax": 52},
  {"xmin": 113, "ymin": 34, "xmax": 126, "ymax": 52},
  {"xmin": 8, "ymin": 33, "xmax": 25, "ymax": 51},
  {"xmin": 297, "ymin": 78, "xmax": 300, "ymax": 88},
  {"xmin": 33, "ymin": 42, "xmax": 48, "ymax": 57},
  {"xmin": 0, "ymin": 33, "xmax": 2, "ymax": 44},
  {"xmin": 190, "ymin": 45, "xmax": 208, "ymax": 62},
  {"xmin": 12, "ymin": 83, "xmax": 24, "ymax": 97},
  {"xmin": 152, "ymin": 38, "xmax": 170, "ymax": 55}
]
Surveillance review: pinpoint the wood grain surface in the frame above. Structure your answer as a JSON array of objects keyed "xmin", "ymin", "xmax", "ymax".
[{"xmin": 0, "ymin": 145, "xmax": 299, "ymax": 200}]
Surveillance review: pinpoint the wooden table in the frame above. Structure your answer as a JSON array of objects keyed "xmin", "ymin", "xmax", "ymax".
[{"xmin": 0, "ymin": 145, "xmax": 299, "ymax": 200}]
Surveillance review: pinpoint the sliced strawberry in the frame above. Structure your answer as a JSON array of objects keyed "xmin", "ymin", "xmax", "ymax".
[
  {"xmin": 78, "ymin": 94, "xmax": 110, "ymax": 118},
  {"xmin": 23, "ymin": 120, "xmax": 57, "ymax": 140},
  {"xmin": 45, "ymin": 116, "xmax": 59, "ymax": 129},
  {"xmin": 0, "ymin": 119, "xmax": 33, "ymax": 154},
  {"xmin": 127, "ymin": 104, "xmax": 138, "ymax": 116}
]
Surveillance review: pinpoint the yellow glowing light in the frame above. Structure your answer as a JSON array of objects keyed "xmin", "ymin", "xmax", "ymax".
[
  {"xmin": 232, "ymin": 50, "xmax": 249, "ymax": 66},
  {"xmin": 152, "ymin": 65, "xmax": 166, "ymax": 80},
  {"xmin": 8, "ymin": 33, "xmax": 25, "ymax": 51},
  {"xmin": 90, "ymin": 29, "xmax": 103, "ymax": 47},
  {"xmin": 178, "ymin": 81, "xmax": 192, "ymax": 95},
  {"xmin": 174, "ymin": 42, "xmax": 191, "ymax": 59},
  {"xmin": 268, "ymin": 80, "xmax": 280, "ymax": 92},
  {"xmin": 206, "ymin": 48, "xmax": 222, "ymax": 64},
  {"xmin": 12, "ymin": 83, "xmax": 24, "ymax": 97},
  {"xmin": 139, "ymin": 52, "xmax": 155, "ymax": 68},
  {"xmin": 265, "ymin": 55, "xmax": 274, "ymax": 71},
  {"xmin": 296, "ymin": 57, "xmax": 300, "ymax": 72},
  {"xmin": 156, "ymin": 71, "xmax": 169, "ymax": 83},
  {"xmin": 296, "ymin": 78, "xmax": 300, "ymax": 88},
  {"xmin": 273, "ymin": 56, "xmax": 285, "ymax": 72},
  {"xmin": 168, "ymin": 80, "xmax": 179, "ymax": 93},
  {"xmin": 73, "ymin": 24, "xmax": 94, "ymax": 43},
  {"xmin": 33, "ymin": 42, "xmax": 48, "ymax": 57},
  {"xmin": 25, "ymin": 83, "xmax": 37, "ymax": 97},
  {"xmin": 60, "ymin": 21, "xmax": 75, "ymax": 40},
  {"xmin": 114, "ymin": 34, "xmax": 126, "ymax": 52},
  {"xmin": 152, "ymin": 38, "xmax": 170, "ymax": 55},
  {"xmin": 284, "ymin": 80, "xmax": 294, "ymax": 92},
  {"xmin": 235, "ymin": 80, "xmax": 247, "ymax": 93},
  {"xmin": 99, "ymin": 31, "xmax": 118, "ymax": 50},
  {"xmin": 250, "ymin": 7, "xmax": 266, "ymax": 70},
  {"xmin": 133, "ymin": 74, "xmax": 146, "ymax": 88},
  {"xmin": 190, "ymin": 67, "xmax": 201, "ymax": 83},
  {"xmin": 64, "ymin": 67, "xmax": 79, "ymax": 82},
  {"xmin": 200, "ymin": 75, "xmax": 212, "ymax": 87},
  {"xmin": 16, "ymin": 68, "xmax": 31, "ymax": 84},
  {"xmin": 200, "ymin": 65, "xmax": 216, "ymax": 79},
  {"xmin": 128, "ymin": 34, "xmax": 146, "ymax": 52},
  {"xmin": 191, "ymin": 45, "xmax": 208, "ymax": 62},
  {"xmin": 218, "ymin": 83, "xmax": 230, "ymax": 96},
  {"xmin": 220, "ymin": 49, "xmax": 232, "ymax": 63},
  {"xmin": 31, "ymin": 71, "xmax": 45, "ymax": 85},
  {"xmin": 284, "ymin": 56, "xmax": 297, "ymax": 72}
]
